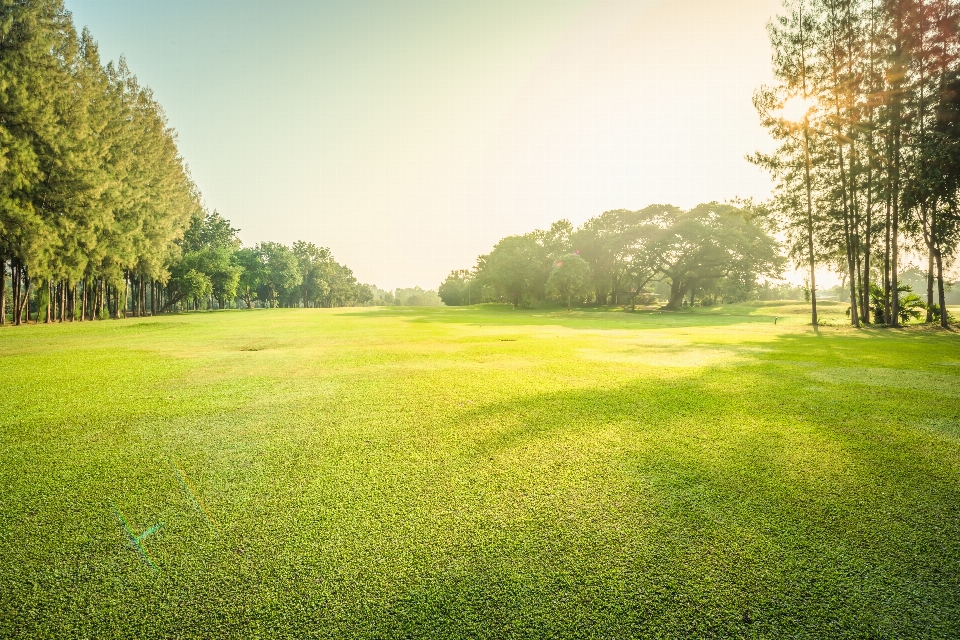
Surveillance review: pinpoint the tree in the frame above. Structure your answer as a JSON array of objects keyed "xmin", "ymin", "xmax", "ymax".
[
  {"xmin": 438, "ymin": 269, "xmax": 477, "ymax": 306},
  {"xmin": 235, "ymin": 247, "xmax": 264, "ymax": 309},
  {"xmin": 292, "ymin": 241, "xmax": 332, "ymax": 307},
  {"xmin": 573, "ymin": 208, "xmax": 669, "ymax": 305},
  {"xmin": 165, "ymin": 211, "xmax": 240, "ymax": 310},
  {"xmin": 256, "ymin": 242, "xmax": 302, "ymax": 308},
  {"xmin": 751, "ymin": 0, "xmax": 823, "ymax": 326},
  {"xmin": 546, "ymin": 254, "xmax": 592, "ymax": 310},
  {"xmin": 476, "ymin": 234, "xmax": 550, "ymax": 308},
  {"xmin": 648, "ymin": 203, "xmax": 783, "ymax": 310}
]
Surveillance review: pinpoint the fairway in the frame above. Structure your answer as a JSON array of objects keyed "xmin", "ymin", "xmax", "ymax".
[{"xmin": 2, "ymin": 304, "xmax": 960, "ymax": 638}]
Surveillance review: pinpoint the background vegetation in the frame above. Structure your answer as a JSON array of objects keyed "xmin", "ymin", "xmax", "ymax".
[
  {"xmin": 752, "ymin": 0, "xmax": 960, "ymax": 328},
  {"xmin": 0, "ymin": 0, "xmax": 377, "ymax": 325}
]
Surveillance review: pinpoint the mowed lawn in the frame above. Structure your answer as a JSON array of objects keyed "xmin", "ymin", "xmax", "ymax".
[{"xmin": 2, "ymin": 303, "xmax": 960, "ymax": 638}]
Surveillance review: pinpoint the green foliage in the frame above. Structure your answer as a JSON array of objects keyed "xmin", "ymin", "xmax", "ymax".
[
  {"xmin": 257, "ymin": 242, "xmax": 302, "ymax": 308},
  {"xmin": 476, "ymin": 234, "xmax": 552, "ymax": 308},
  {"xmin": 396, "ymin": 287, "xmax": 442, "ymax": 307},
  {"xmin": 898, "ymin": 292, "xmax": 927, "ymax": 323},
  {"xmin": 166, "ymin": 212, "xmax": 241, "ymax": 310},
  {"xmin": 651, "ymin": 203, "xmax": 783, "ymax": 309},
  {"xmin": 867, "ymin": 283, "xmax": 928, "ymax": 325},
  {"xmin": 545, "ymin": 254, "xmax": 592, "ymax": 309},
  {"xmin": 235, "ymin": 247, "xmax": 264, "ymax": 309},
  {"xmin": 181, "ymin": 269, "xmax": 213, "ymax": 304},
  {"xmin": 457, "ymin": 203, "xmax": 780, "ymax": 311},
  {"xmin": 573, "ymin": 208, "xmax": 669, "ymax": 305},
  {"xmin": 438, "ymin": 270, "xmax": 477, "ymax": 306},
  {"xmin": 0, "ymin": 3, "xmax": 375, "ymax": 321}
]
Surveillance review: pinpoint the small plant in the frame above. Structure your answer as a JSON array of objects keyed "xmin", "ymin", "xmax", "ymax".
[
  {"xmin": 928, "ymin": 303, "xmax": 953, "ymax": 325},
  {"xmin": 862, "ymin": 283, "xmax": 927, "ymax": 324}
]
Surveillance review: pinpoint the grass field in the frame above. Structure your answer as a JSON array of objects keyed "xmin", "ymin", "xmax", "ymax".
[{"xmin": 2, "ymin": 301, "xmax": 960, "ymax": 638}]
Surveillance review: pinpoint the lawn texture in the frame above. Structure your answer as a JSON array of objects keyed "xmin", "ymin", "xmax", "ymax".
[{"xmin": 2, "ymin": 302, "xmax": 959, "ymax": 638}]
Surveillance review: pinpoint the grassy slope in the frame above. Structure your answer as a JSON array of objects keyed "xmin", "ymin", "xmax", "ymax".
[{"xmin": 1, "ymin": 303, "xmax": 959, "ymax": 638}]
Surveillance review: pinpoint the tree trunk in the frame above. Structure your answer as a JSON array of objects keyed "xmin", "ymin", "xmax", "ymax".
[
  {"xmin": 43, "ymin": 280, "xmax": 51, "ymax": 323},
  {"xmin": 891, "ymin": 195, "xmax": 900, "ymax": 327},
  {"xmin": 665, "ymin": 278, "xmax": 685, "ymax": 310},
  {"xmin": 935, "ymin": 247, "xmax": 948, "ymax": 329},
  {"xmin": 927, "ymin": 248, "xmax": 935, "ymax": 323},
  {"xmin": 0, "ymin": 254, "xmax": 6, "ymax": 325},
  {"xmin": 15, "ymin": 261, "xmax": 22, "ymax": 325},
  {"xmin": 20, "ymin": 268, "xmax": 30, "ymax": 324},
  {"xmin": 12, "ymin": 261, "xmax": 21, "ymax": 325},
  {"xmin": 837, "ymin": 143, "xmax": 859, "ymax": 327},
  {"xmin": 567, "ymin": 293, "xmax": 571, "ymax": 311},
  {"xmin": 890, "ymin": 15, "xmax": 904, "ymax": 328}
]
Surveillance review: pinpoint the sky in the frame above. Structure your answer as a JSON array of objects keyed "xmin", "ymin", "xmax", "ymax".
[{"xmin": 68, "ymin": 0, "xmax": 786, "ymax": 290}]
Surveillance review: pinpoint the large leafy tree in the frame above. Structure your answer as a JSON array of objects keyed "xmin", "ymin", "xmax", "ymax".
[
  {"xmin": 292, "ymin": 241, "xmax": 332, "ymax": 307},
  {"xmin": 257, "ymin": 242, "xmax": 302, "ymax": 308},
  {"xmin": 574, "ymin": 208, "xmax": 669, "ymax": 305},
  {"xmin": 165, "ymin": 211, "xmax": 240, "ymax": 311},
  {"xmin": 476, "ymin": 234, "xmax": 551, "ymax": 308},
  {"xmin": 438, "ymin": 269, "xmax": 479, "ymax": 306},
  {"xmin": 546, "ymin": 254, "xmax": 592, "ymax": 310},
  {"xmin": 647, "ymin": 203, "xmax": 783, "ymax": 309}
]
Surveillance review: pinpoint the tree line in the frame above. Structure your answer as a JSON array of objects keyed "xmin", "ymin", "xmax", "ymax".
[
  {"xmin": 0, "ymin": 1, "xmax": 375, "ymax": 325},
  {"xmin": 753, "ymin": 0, "xmax": 960, "ymax": 327},
  {"xmin": 439, "ymin": 203, "xmax": 783, "ymax": 310}
]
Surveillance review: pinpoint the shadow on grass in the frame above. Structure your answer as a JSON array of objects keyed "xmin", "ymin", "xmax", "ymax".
[{"xmin": 335, "ymin": 352, "xmax": 960, "ymax": 638}]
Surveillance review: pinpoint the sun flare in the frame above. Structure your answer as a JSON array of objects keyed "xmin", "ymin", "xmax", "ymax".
[{"xmin": 780, "ymin": 95, "xmax": 815, "ymax": 123}]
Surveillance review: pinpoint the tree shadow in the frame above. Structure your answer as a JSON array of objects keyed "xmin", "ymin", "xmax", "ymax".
[{"xmin": 288, "ymin": 357, "xmax": 960, "ymax": 638}]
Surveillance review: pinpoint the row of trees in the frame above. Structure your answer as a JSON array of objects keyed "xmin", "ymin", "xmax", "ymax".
[
  {"xmin": 440, "ymin": 203, "xmax": 783, "ymax": 310},
  {"xmin": 1, "ymin": 0, "xmax": 201, "ymax": 325},
  {"xmin": 156, "ymin": 212, "xmax": 374, "ymax": 313},
  {"xmin": 754, "ymin": 0, "xmax": 960, "ymax": 327},
  {"xmin": 0, "ymin": 1, "xmax": 375, "ymax": 324}
]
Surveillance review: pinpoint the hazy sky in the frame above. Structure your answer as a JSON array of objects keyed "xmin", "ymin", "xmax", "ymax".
[{"xmin": 68, "ymin": 0, "xmax": 783, "ymax": 290}]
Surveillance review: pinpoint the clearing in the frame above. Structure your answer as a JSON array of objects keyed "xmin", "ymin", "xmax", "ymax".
[{"xmin": 1, "ymin": 302, "xmax": 959, "ymax": 638}]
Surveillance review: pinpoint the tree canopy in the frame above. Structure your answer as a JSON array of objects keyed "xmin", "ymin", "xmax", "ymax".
[
  {"xmin": 0, "ymin": 0, "xmax": 380, "ymax": 323},
  {"xmin": 441, "ymin": 202, "xmax": 781, "ymax": 309},
  {"xmin": 752, "ymin": 0, "xmax": 960, "ymax": 327}
]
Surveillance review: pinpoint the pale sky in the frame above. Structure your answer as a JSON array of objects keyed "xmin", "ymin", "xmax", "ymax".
[{"xmin": 68, "ymin": 0, "xmax": 785, "ymax": 290}]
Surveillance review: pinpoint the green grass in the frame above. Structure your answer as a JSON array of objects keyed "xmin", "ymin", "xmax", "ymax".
[{"xmin": 2, "ymin": 302, "xmax": 959, "ymax": 638}]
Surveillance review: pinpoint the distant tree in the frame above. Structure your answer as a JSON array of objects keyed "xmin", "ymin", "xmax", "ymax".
[
  {"xmin": 476, "ymin": 234, "xmax": 552, "ymax": 308},
  {"xmin": 546, "ymin": 254, "xmax": 592, "ymax": 310},
  {"xmin": 165, "ymin": 211, "xmax": 240, "ymax": 310},
  {"xmin": 573, "ymin": 208, "xmax": 670, "ymax": 305},
  {"xmin": 438, "ymin": 269, "xmax": 477, "ymax": 306},
  {"xmin": 292, "ymin": 241, "xmax": 332, "ymax": 307},
  {"xmin": 235, "ymin": 247, "xmax": 263, "ymax": 309},
  {"xmin": 258, "ymin": 242, "xmax": 302, "ymax": 308},
  {"xmin": 181, "ymin": 269, "xmax": 213, "ymax": 310},
  {"xmin": 649, "ymin": 203, "xmax": 783, "ymax": 309},
  {"xmin": 395, "ymin": 286, "xmax": 442, "ymax": 306}
]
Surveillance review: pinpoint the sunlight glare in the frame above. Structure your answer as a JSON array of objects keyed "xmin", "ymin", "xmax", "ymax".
[{"xmin": 780, "ymin": 95, "xmax": 814, "ymax": 123}]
